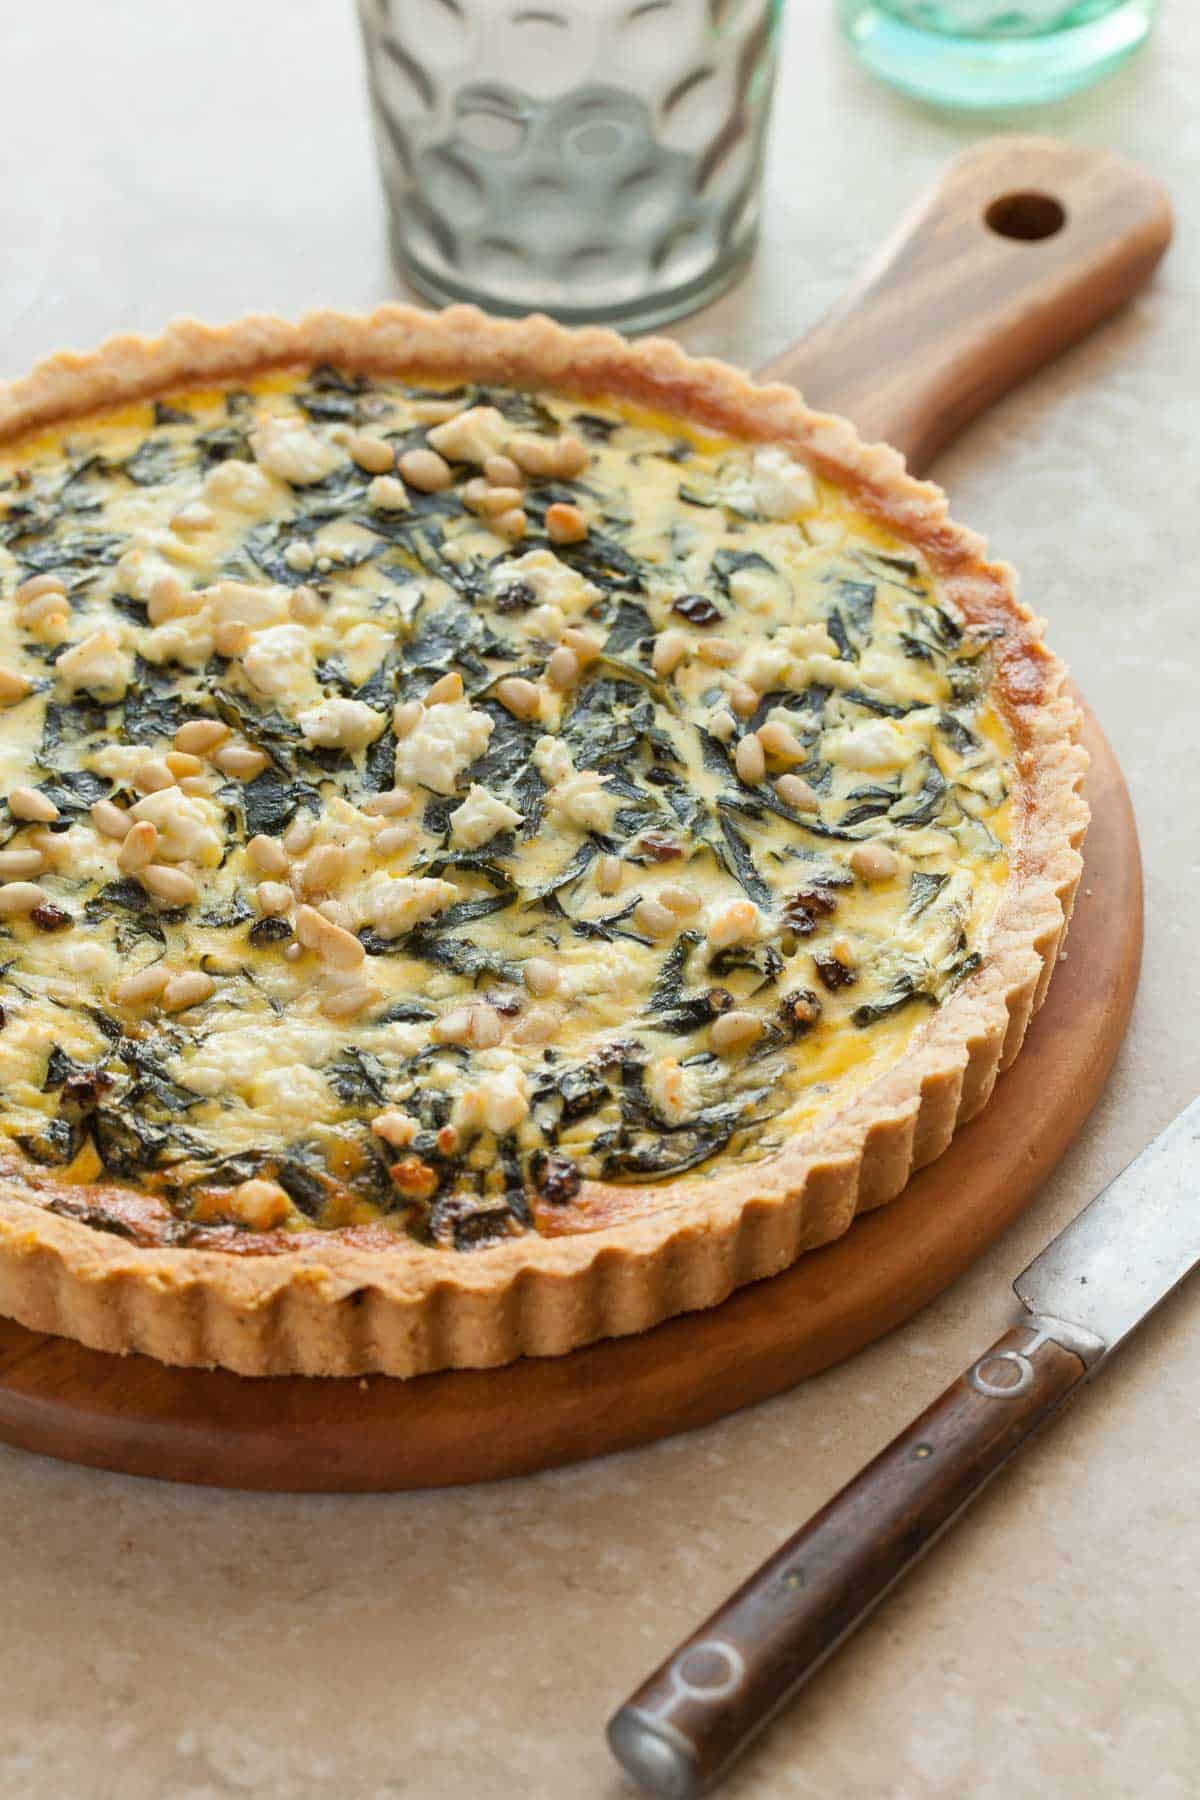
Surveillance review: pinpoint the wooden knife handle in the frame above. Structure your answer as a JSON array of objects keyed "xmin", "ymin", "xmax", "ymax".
[
  {"xmin": 755, "ymin": 136, "xmax": 1173, "ymax": 474},
  {"xmin": 608, "ymin": 1320, "xmax": 1092, "ymax": 1798}
]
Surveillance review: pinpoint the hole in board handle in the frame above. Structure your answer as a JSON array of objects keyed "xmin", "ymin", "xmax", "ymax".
[{"xmin": 984, "ymin": 192, "xmax": 1067, "ymax": 242}]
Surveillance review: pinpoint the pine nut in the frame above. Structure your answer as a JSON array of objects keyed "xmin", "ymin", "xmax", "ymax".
[
  {"xmin": 635, "ymin": 898, "xmax": 676, "ymax": 939},
  {"xmin": 294, "ymin": 903, "xmax": 364, "ymax": 969},
  {"xmin": 561, "ymin": 627, "xmax": 602, "ymax": 665},
  {"xmin": 697, "ymin": 637, "xmax": 739, "ymax": 667},
  {"xmin": 511, "ymin": 1004, "xmax": 559, "ymax": 1046},
  {"xmin": 735, "ymin": 735, "xmax": 766, "ymax": 785},
  {"xmin": 470, "ymin": 1007, "xmax": 503, "ymax": 1049},
  {"xmin": 831, "ymin": 933, "xmax": 857, "ymax": 968},
  {"xmin": 398, "ymin": 447, "xmax": 452, "ymax": 492},
  {"xmin": 366, "ymin": 475, "xmax": 410, "ymax": 513},
  {"xmin": 170, "ymin": 501, "xmax": 214, "ymax": 535},
  {"xmin": 506, "ymin": 434, "xmax": 559, "ymax": 478},
  {"xmin": 8, "ymin": 787, "xmax": 57, "ymax": 823},
  {"xmin": 476, "ymin": 485, "xmax": 524, "ymax": 518},
  {"xmin": 495, "ymin": 508, "xmax": 527, "ymax": 541},
  {"xmin": 597, "ymin": 854, "xmax": 622, "ymax": 895},
  {"xmin": 214, "ymin": 744, "xmax": 268, "ymax": 779},
  {"xmin": 546, "ymin": 502, "xmax": 587, "ymax": 545},
  {"xmin": 0, "ymin": 668, "xmax": 32, "ymax": 704},
  {"xmin": 288, "ymin": 585, "xmax": 324, "ymax": 624},
  {"xmin": 20, "ymin": 592, "xmax": 70, "ymax": 631},
  {"xmin": 658, "ymin": 884, "xmax": 699, "ymax": 917},
  {"xmin": 282, "ymin": 815, "xmax": 316, "ymax": 855},
  {"xmin": 496, "ymin": 677, "xmax": 540, "ymax": 720},
  {"xmin": 257, "ymin": 880, "xmax": 293, "ymax": 916},
  {"xmin": 711, "ymin": 1009, "xmax": 762, "ymax": 1055},
  {"xmin": 850, "ymin": 843, "xmax": 899, "ymax": 883},
  {"xmin": 347, "ymin": 431, "xmax": 395, "ymax": 473},
  {"xmin": 652, "ymin": 629, "xmax": 688, "ymax": 677},
  {"xmin": 0, "ymin": 881, "xmax": 46, "ymax": 914},
  {"xmin": 15, "ymin": 573, "xmax": 66, "ymax": 604},
  {"xmin": 174, "ymin": 719, "xmax": 230, "ymax": 755},
  {"xmin": 0, "ymin": 848, "xmax": 45, "ymax": 879},
  {"xmin": 91, "ymin": 799, "xmax": 130, "ymax": 839},
  {"xmin": 553, "ymin": 435, "xmax": 590, "ymax": 478},
  {"xmin": 113, "ymin": 966, "xmax": 170, "ymax": 1006},
  {"xmin": 283, "ymin": 540, "xmax": 316, "ymax": 574},
  {"xmin": 361, "ymin": 788, "xmax": 413, "ymax": 817},
  {"xmin": 118, "ymin": 820, "xmax": 158, "ymax": 873},
  {"xmin": 161, "ymin": 971, "xmax": 215, "ymax": 1013},
  {"xmin": 425, "ymin": 671, "xmax": 464, "ymax": 706},
  {"xmin": 301, "ymin": 843, "xmax": 346, "ymax": 895},
  {"xmin": 433, "ymin": 1006, "xmax": 474, "ymax": 1045},
  {"xmin": 246, "ymin": 834, "xmax": 288, "ymax": 876},
  {"xmin": 320, "ymin": 980, "xmax": 382, "ymax": 1021},
  {"xmin": 728, "ymin": 679, "xmax": 758, "ymax": 717},
  {"xmin": 523, "ymin": 957, "xmax": 559, "ymax": 997},
  {"xmin": 141, "ymin": 864, "xmax": 198, "ymax": 907},
  {"xmin": 546, "ymin": 646, "xmax": 580, "ymax": 691},
  {"xmin": 133, "ymin": 758, "xmax": 176, "ymax": 794},
  {"xmin": 708, "ymin": 899, "xmax": 758, "ymax": 949},
  {"xmin": 147, "ymin": 574, "xmax": 189, "ymax": 624},
  {"xmin": 374, "ymin": 823, "xmax": 414, "ymax": 856},
  {"xmin": 165, "ymin": 751, "xmax": 205, "ymax": 779},
  {"xmin": 757, "ymin": 720, "xmax": 805, "ymax": 763},
  {"xmin": 776, "ymin": 774, "xmax": 818, "ymax": 812},
  {"xmin": 483, "ymin": 455, "xmax": 522, "ymax": 488},
  {"xmin": 177, "ymin": 776, "xmax": 211, "ymax": 797}
]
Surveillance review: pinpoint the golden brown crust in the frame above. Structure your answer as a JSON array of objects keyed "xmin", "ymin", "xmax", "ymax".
[{"xmin": 0, "ymin": 306, "xmax": 1087, "ymax": 1376}]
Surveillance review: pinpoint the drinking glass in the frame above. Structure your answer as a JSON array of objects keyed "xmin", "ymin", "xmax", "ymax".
[
  {"xmin": 838, "ymin": 0, "xmax": 1155, "ymax": 107},
  {"xmin": 356, "ymin": 0, "xmax": 783, "ymax": 332}
]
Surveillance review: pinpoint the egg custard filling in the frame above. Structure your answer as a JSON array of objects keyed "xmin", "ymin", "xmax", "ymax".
[{"xmin": 0, "ymin": 369, "xmax": 1013, "ymax": 1253}]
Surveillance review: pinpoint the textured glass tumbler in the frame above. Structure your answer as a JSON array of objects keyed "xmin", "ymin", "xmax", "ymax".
[
  {"xmin": 839, "ymin": 1, "xmax": 1154, "ymax": 108},
  {"xmin": 357, "ymin": 0, "xmax": 783, "ymax": 331}
]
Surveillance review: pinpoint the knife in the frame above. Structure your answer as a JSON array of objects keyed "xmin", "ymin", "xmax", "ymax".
[{"xmin": 607, "ymin": 1097, "xmax": 1200, "ymax": 1799}]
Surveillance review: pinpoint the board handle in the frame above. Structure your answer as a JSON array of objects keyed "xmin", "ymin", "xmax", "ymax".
[
  {"xmin": 756, "ymin": 136, "xmax": 1173, "ymax": 474},
  {"xmin": 607, "ymin": 1320, "xmax": 1094, "ymax": 1798}
]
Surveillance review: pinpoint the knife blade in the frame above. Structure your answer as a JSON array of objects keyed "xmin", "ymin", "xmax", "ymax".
[{"xmin": 608, "ymin": 1098, "xmax": 1200, "ymax": 1799}]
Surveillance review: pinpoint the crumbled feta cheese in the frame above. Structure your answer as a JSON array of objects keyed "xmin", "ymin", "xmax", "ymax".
[
  {"xmin": 298, "ymin": 696, "xmax": 386, "ymax": 751},
  {"xmin": 645, "ymin": 1054, "xmax": 702, "ymax": 1125},
  {"xmin": 56, "ymin": 630, "xmax": 133, "ymax": 701},
  {"xmin": 129, "ymin": 790, "xmax": 224, "ymax": 866},
  {"xmin": 471, "ymin": 1063, "xmax": 530, "ymax": 1136},
  {"xmin": 392, "ymin": 700, "xmax": 494, "ymax": 795},
  {"xmin": 449, "ymin": 784, "xmax": 524, "ymax": 850},
  {"xmin": 740, "ymin": 642, "xmax": 793, "ymax": 691},
  {"xmin": 426, "ymin": 405, "xmax": 509, "ymax": 466},
  {"xmin": 822, "ymin": 719, "xmax": 909, "ymax": 771},
  {"xmin": 249, "ymin": 413, "xmax": 341, "ymax": 485},
  {"xmin": 204, "ymin": 459, "xmax": 277, "ymax": 513},
  {"xmin": 112, "ymin": 542, "xmax": 177, "ymax": 601},
  {"xmin": 490, "ymin": 549, "xmax": 600, "ymax": 619},
  {"xmin": 749, "ymin": 447, "xmax": 816, "ymax": 519},
  {"xmin": 207, "ymin": 580, "xmax": 291, "ymax": 632},
  {"xmin": 241, "ymin": 623, "xmax": 314, "ymax": 700},
  {"xmin": 533, "ymin": 737, "xmax": 620, "ymax": 834},
  {"xmin": 352, "ymin": 874, "xmax": 457, "ymax": 939},
  {"xmin": 339, "ymin": 622, "xmax": 392, "ymax": 684},
  {"xmin": 706, "ymin": 899, "xmax": 760, "ymax": 950},
  {"xmin": 141, "ymin": 615, "xmax": 215, "ymax": 667}
]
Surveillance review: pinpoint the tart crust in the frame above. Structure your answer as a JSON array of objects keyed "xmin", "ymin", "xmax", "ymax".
[{"xmin": 0, "ymin": 306, "xmax": 1087, "ymax": 1377}]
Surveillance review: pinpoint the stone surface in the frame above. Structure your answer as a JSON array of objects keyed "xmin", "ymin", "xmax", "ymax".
[{"xmin": 0, "ymin": 3, "xmax": 1197, "ymax": 1796}]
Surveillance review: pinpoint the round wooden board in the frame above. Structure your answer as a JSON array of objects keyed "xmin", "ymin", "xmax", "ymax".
[{"xmin": 0, "ymin": 706, "xmax": 1140, "ymax": 1492}]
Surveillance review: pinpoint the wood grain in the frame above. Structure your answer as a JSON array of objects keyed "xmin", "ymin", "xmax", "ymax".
[
  {"xmin": 758, "ymin": 136, "xmax": 1173, "ymax": 472},
  {"xmin": 609, "ymin": 1325, "xmax": 1089, "ymax": 1796},
  {"xmin": 0, "ymin": 705, "xmax": 1140, "ymax": 1491}
]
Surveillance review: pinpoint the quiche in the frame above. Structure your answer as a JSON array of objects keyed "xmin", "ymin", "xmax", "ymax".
[{"xmin": 0, "ymin": 309, "xmax": 1086, "ymax": 1377}]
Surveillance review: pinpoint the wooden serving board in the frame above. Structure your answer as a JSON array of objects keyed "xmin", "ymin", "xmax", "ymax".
[{"xmin": 0, "ymin": 137, "xmax": 1165, "ymax": 1490}]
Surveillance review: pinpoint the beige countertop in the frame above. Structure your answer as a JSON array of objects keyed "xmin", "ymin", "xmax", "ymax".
[{"xmin": 1, "ymin": 3, "xmax": 1197, "ymax": 1795}]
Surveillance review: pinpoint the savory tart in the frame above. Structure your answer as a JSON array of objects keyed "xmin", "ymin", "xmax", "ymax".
[{"xmin": 0, "ymin": 308, "xmax": 1086, "ymax": 1376}]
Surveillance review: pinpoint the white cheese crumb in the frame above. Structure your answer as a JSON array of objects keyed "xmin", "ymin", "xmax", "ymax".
[
  {"xmin": 207, "ymin": 580, "xmax": 291, "ymax": 632},
  {"xmin": 204, "ymin": 459, "xmax": 278, "ymax": 512},
  {"xmin": 471, "ymin": 1063, "xmax": 530, "ymax": 1136},
  {"xmin": 241, "ymin": 623, "xmax": 314, "ymax": 700},
  {"xmin": 822, "ymin": 719, "xmax": 908, "ymax": 771},
  {"xmin": 426, "ymin": 405, "xmax": 509, "ymax": 465},
  {"xmin": 249, "ymin": 414, "xmax": 341, "ymax": 485},
  {"xmin": 645, "ymin": 1055, "xmax": 701, "ymax": 1125},
  {"xmin": 393, "ymin": 699, "xmax": 494, "ymax": 796},
  {"xmin": 748, "ymin": 446, "xmax": 816, "ymax": 519},
  {"xmin": 56, "ymin": 630, "xmax": 133, "ymax": 701},
  {"xmin": 298, "ymin": 696, "xmax": 386, "ymax": 751},
  {"xmin": 533, "ymin": 736, "xmax": 620, "ymax": 834},
  {"xmin": 448, "ymin": 784, "xmax": 524, "ymax": 850},
  {"xmin": 490, "ymin": 549, "xmax": 601, "ymax": 619},
  {"xmin": 129, "ymin": 790, "xmax": 224, "ymax": 866},
  {"xmin": 351, "ymin": 874, "xmax": 457, "ymax": 939}
]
